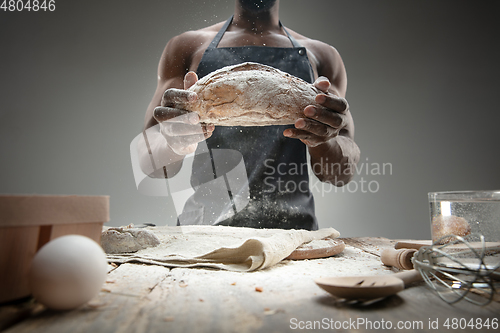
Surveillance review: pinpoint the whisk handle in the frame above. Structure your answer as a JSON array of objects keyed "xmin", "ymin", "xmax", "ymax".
[
  {"xmin": 394, "ymin": 270, "xmax": 423, "ymax": 286},
  {"xmin": 381, "ymin": 248, "xmax": 417, "ymax": 270}
]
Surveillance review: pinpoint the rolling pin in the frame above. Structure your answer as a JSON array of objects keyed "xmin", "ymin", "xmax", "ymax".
[{"xmin": 381, "ymin": 248, "xmax": 417, "ymax": 270}]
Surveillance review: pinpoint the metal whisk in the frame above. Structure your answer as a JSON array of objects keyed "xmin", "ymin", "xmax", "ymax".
[{"xmin": 413, "ymin": 233, "xmax": 500, "ymax": 306}]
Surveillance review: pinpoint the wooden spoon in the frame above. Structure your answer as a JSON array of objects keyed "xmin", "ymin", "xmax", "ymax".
[{"xmin": 315, "ymin": 270, "xmax": 422, "ymax": 300}]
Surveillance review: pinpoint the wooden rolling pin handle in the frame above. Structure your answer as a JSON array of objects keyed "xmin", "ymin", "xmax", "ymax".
[
  {"xmin": 381, "ymin": 248, "xmax": 417, "ymax": 270},
  {"xmin": 394, "ymin": 269, "xmax": 423, "ymax": 286}
]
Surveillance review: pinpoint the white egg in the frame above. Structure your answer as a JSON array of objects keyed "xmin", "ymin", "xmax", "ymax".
[{"xmin": 29, "ymin": 234, "xmax": 108, "ymax": 310}]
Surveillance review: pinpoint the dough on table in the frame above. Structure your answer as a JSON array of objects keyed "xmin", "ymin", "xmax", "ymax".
[{"xmin": 101, "ymin": 225, "xmax": 160, "ymax": 254}]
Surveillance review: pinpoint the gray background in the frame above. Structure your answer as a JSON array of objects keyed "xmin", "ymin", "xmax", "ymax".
[{"xmin": 1, "ymin": 0, "xmax": 499, "ymax": 239}]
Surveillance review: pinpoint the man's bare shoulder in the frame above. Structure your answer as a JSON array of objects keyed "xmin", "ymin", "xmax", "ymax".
[
  {"xmin": 170, "ymin": 21, "xmax": 225, "ymax": 47},
  {"xmin": 159, "ymin": 21, "xmax": 226, "ymax": 73},
  {"xmin": 286, "ymin": 27, "xmax": 346, "ymax": 94},
  {"xmin": 289, "ymin": 29, "xmax": 341, "ymax": 60}
]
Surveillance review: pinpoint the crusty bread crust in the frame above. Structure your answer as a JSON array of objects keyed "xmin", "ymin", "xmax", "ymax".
[{"xmin": 180, "ymin": 62, "xmax": 322, "ymax": 126}]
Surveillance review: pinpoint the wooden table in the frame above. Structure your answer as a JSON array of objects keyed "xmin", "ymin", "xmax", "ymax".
[{"xmin": 1, "ymin": 237, "xmax": 499, "ymax": 333}]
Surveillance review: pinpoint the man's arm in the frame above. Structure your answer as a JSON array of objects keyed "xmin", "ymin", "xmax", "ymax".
[
  {"xmin": 138, "ymin": 33, "xmax": 213, "ymax": 178},
  {"xmin": 284, "ymin": 42, "xmax": 360, "ymax": 186}
]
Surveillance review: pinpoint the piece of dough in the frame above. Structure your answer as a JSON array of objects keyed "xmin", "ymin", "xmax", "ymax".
[
  {"xmin": 101, "ymin": 226, "xmax": 160, "ymax": 254},
  {"xmin": 179, "ymin": 62, "xmax": 322, "ymax": 126}
]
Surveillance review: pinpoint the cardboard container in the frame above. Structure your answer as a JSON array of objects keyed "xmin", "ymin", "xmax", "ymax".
[{"xmin": 0, "ymin": 195, "xmax": 109, "ymax": 303}]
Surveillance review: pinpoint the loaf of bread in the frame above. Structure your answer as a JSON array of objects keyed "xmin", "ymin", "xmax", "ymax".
[{"xmin": 180, "ymin": 62, "xmax": 322, "ymax": 126}]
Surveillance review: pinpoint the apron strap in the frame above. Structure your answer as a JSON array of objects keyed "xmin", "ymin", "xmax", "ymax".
[
  {"xmin": 208, "ymin": 15, "xmax": 304, "ymax": 50},
  {"xmin": 207, "ymin": 16, "xmax": 233, "ymax": 49},
  {"xmin": 281, "ymin": 23, "xmax": 303, "ymax": 48}
]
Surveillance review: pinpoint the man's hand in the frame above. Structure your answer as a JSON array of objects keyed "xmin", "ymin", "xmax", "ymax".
[
  {"xmin": 153, "ymin": 72, "xmax": 214, "ymax": 155},
  {"xmin": 283, "ymin": 76, "xmax": 350, "ymax": 147}
]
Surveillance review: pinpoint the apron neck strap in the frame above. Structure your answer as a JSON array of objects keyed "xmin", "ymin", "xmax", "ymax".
[
  {"xmin": 280, "ymin": 22, "xmax": 302, "ymax": 48},
  {"xmin": 207, "ymin": 15, "xmax": 303, "ymax": 49}
]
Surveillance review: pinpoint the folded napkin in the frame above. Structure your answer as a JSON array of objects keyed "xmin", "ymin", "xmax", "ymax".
[{"xmin": 106, "ymin": 225, "xmax": 340, "ymax": 271}]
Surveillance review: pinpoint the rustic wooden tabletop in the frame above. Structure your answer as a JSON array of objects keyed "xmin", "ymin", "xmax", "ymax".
[{"xmin": 1, "ymin": 237, "xmax": 499, "ymax": 333}]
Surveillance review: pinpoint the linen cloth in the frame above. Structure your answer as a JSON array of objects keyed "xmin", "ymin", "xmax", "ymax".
[{"xmin": 106, "ymin": 225, "xmax": 339, "ymax": 271}]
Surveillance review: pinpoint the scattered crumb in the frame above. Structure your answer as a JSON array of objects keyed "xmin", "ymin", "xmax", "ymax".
[
  {"xmin": 264, "ymin": 308, "xmax": 285, "ymax": 316},
  {"xmin": 255, "ymin": 286, "xmax": 263, "ymax": 292},
  {"xmin": 101, "ymin": 288, "xmax": 111, "ymax": 293},
  {"xmin": 199, "ymin": 298, "xmax": 204, "ymax": 302},
  {"xmin": 231, "ymin": 282, "xmax": 237, "ymax": 285},
  {"xmin": 179, "ymin": 281, "xmax": 188, "ymax": 288},
  {"xmin": 164, "ymin": 316, "xmax": 175, "ymax": 322},
  {"xmin": 106, "ymin": 280, "xmax": 116, "ymax": 284}
]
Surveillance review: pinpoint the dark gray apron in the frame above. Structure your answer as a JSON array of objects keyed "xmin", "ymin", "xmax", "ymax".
[{"xmin": 178, "ymin": 16, "xmax": 318, "ymax": 230}]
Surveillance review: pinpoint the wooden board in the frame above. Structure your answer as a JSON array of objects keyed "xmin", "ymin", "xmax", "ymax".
[
  {"xmin": 341, "ymin": 237, "xmax": 398, "ymax": 257},
  {"xmin": 395, "ymin": 239, "xmax": 500, "ymax": 251},
  {"xmin": 395, "ymin": 240, "xmax": 432, "ymax": 249},
  {"xmin": 286, "ymin": 239, "xmax": 345, "ymax": 260}
]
